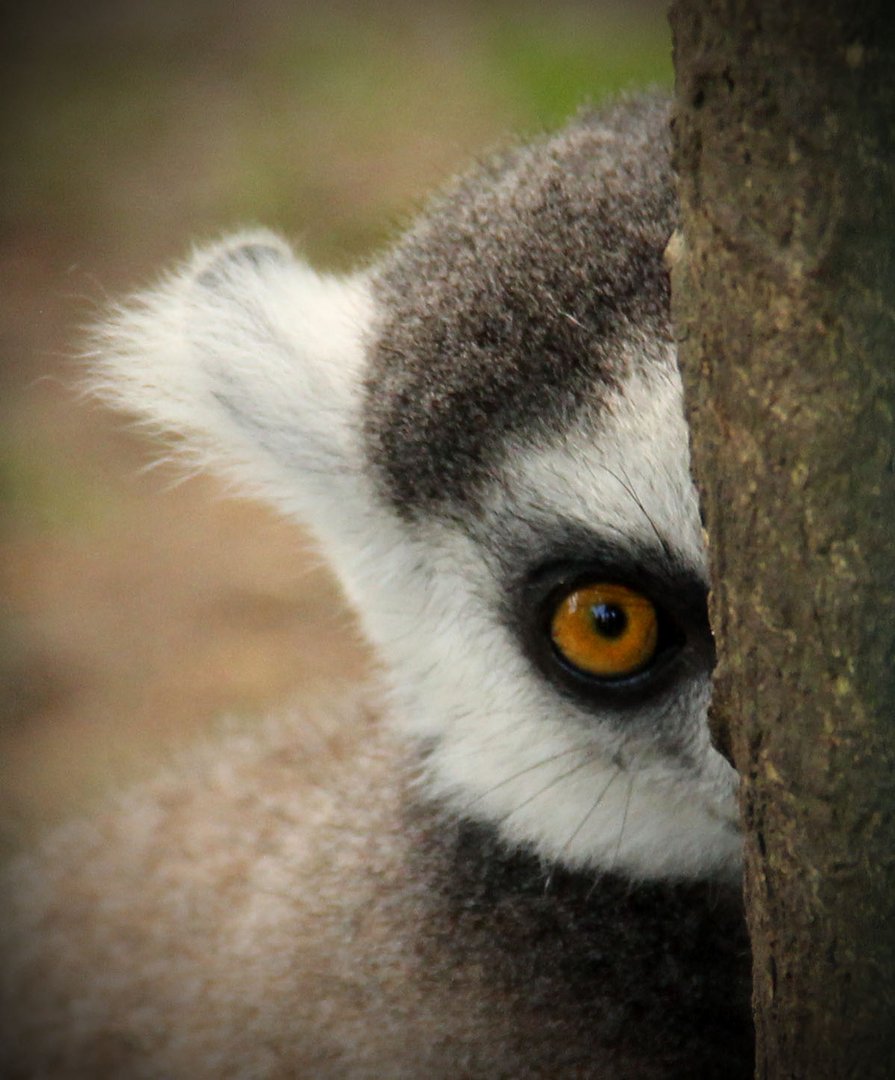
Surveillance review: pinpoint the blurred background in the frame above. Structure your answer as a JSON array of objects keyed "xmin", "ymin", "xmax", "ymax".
[{"xmin": 0, "ymin": 0, "xmax": 672, "ymax": 854}]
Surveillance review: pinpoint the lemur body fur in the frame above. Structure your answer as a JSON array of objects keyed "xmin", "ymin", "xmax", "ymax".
[{"xmin": 1, "ymin": 95, "xmax": 753, "ymax": 1078}]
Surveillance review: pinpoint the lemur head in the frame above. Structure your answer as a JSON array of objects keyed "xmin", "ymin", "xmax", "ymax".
[{"xmin": 92, "ymin": 94, "xmax": 740, "ymax": 884}]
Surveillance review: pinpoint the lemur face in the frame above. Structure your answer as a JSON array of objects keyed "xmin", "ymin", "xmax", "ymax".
[{"xmin": 91, "ymin": 94, "xmax": 740, "ymax": 884}]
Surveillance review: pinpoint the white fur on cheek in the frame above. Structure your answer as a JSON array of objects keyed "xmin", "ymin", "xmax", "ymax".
[
  {"xmin": 341, "ymin": 515, "xmax": 740, "ymax": 885},
  {"xmin": 342, "ymin": 354, "xmax": 742, "ymax": 884}
]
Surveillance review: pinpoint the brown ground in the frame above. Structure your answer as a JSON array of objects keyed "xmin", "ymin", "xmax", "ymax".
[
  {"xmin": 0, "ymin": 234, "xmax": 373, "ymax": 851},
  {"xmin": 0, "ymin": 1, "xmax": 670, "ymax": 854}
]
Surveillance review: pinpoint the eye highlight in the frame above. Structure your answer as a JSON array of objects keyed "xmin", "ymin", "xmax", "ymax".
[{"xmin": 550, "ymin": 582, "xmax": 659, "ymax": 680}]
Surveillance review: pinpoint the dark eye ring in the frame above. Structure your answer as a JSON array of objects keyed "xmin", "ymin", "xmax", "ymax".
[{"xmin": 515, "ymin": 559, "xmax": 709, "ymax": 707}]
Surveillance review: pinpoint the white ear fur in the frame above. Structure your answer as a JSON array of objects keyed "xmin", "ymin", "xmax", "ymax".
[{"xmin": 89, "ymin": 230, "xmax": 376, "ymax": 523}]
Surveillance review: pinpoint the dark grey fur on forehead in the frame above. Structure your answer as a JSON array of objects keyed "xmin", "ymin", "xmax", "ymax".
[{"xmin": 363, "ymin": 93, "xmax": 677, "ymax": 519}]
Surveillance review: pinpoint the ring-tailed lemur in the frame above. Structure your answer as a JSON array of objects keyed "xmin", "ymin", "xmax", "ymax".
[{"xmin": 1, "ymin": 94, "xmax": 753, "ymax": 1077}]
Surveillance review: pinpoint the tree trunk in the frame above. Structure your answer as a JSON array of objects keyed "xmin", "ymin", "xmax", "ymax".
[{"xmin": 668, "ymin": 3, "xmax": 895, "ymax": 1076}]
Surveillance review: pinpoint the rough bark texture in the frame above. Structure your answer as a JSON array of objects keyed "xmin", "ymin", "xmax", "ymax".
[{"xmin": 668, "ymin": 3, "xmax": 895, "ymax": 1077}]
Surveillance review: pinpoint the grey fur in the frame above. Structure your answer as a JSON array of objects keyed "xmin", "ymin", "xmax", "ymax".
[
  {"xmin": 365, "ymin": 94, "xmax": 676, "ymax": 518},
  {"xmin": 420, "ymin": 812, "xmax": 751, "ymax": 1077},
  {"xmin": 2, "ymin": 718, "xmax": 751, "ymax": 1078}
]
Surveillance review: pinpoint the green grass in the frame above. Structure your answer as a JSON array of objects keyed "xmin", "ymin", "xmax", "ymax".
[
  {"xmin": 4, "ymin": 2, "xmax": 672, "ymax": 263},
  {"xmin": 481, "ymin": 7, "xmax": 672, "ymax": 129},
  {"xmin": 0, "ymin": 437, "xmax": 110, "ymax": 535}
]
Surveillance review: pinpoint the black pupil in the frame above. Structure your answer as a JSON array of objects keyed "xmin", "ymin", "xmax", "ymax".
[{"xmin": 590, "ymin": 602, "xmax": 627, "ymax": 639}]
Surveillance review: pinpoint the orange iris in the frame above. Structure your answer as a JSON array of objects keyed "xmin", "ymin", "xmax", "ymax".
[{"xmin": 550, "ymin": 582, "xmax": 659, "ymax": 678}]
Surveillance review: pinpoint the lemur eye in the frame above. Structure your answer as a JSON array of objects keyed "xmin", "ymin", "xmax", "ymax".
[{"xmin": 550, "ymin": 583, "xmax": 659, "ymax": 680}]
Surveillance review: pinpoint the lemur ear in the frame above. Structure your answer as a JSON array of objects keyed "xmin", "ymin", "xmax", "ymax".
[{"xmin": 90, "ymin": 230, "xmax": 375, "ymax": 523}]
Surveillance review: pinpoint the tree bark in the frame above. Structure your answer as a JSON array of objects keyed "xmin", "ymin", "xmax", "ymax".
[{"xmin": 668, "ymin": 3, "xmax": 895, "ymax": 1076}]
